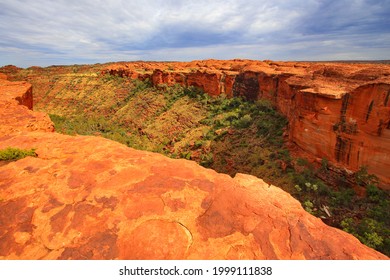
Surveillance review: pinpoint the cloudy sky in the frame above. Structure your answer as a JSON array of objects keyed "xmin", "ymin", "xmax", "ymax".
[{"xmin": 0, "ymin": 0, "xmax": 389, "ymax": 67}]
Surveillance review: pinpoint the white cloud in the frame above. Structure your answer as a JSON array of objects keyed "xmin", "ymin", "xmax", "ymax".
[{"xmin": 0, "ymin": 0, "xmax": 388, "ymax": 67}]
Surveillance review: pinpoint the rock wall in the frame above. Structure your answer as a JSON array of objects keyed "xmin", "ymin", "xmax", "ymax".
[
  {"xmin": 0, "ymin": 77, "xmax": 54, "ymax": 136},
  {"xmin": 104, "ymin": 60, "xmax": 390, "ymax": 188},
  {"xmin": 0, "ymin": 73, "xmax": 388, "ymax": 260}
]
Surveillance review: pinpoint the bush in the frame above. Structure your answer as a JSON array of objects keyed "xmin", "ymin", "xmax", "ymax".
[
  {"xmin": 185, "ymin": 86, "xmax": 204, "ymax": 98},
  {"xmin": 317, "ymin": 181, "xmax": 332, "ymax": 196},
  {"xmin": 254, "ymin": 99, "xmax": 274, "ymax": 112},
  {"xmin": 340, "ymin": 217, "xmax": 354, "ymax": 233},
  {"xmin": 296, "ymin": 157, "xmax": 309, "ymax": 166},
  {"xmin": 0, "ymin": 147, "xmax": 37, "ymax": 161},
  {"xmin": 355, "ymin": 166, "xmax": 379, "ymax": 187},
  {"xmin": 303, "ymin": 200, "xmax": 315, "ymax": 214},
  {"xmin": 200, "ymin": 153, "xmax": 214, "ymax": 167},
  {"xmin": 320, "ymin": 158, "xmax": 329, "ymax": 172},
  {"xmin": 133, "ymin": 78, "xmax": 152, "ymax": 91},
  {"xmin": 234, "ymin": 114, "xmax": 252, "ymax": 129},
  {"xmin": 342, "ymin": 218, "xmax": 389, "ymax": 252},
  {"xmin": 366, "ymin": 185, "xmax": 385, "ymax": 203},
  {"xmin": 331, "ymin": 188, "xmax": 355, "ymax": 207}
]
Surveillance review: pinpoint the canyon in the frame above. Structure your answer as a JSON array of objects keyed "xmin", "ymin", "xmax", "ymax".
[
  {"xmin": 0, "ymin": 69, "xmax": 388, "ymax": 259},
  {"xmin": 104, "ymin": 60, "xmax": 390, "ymax": 189}
]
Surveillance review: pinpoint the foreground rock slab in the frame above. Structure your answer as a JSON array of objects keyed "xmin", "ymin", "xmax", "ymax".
[
  {"xmin": 0, "ymin": 132, "xmax": 387, "ymax": 260},
  {"xmin": 0, "ymin": 75, "xmax": 387, "ymax": 260}
]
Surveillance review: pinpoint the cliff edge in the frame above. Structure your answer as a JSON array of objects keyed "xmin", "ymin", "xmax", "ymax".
[
  {"xmin": 104, "ymin": 60, "xmax": 390, "ymax": 188},
  {"xmin": 0, "ymin": 75, "xmax": 387, "ymax": 259}
]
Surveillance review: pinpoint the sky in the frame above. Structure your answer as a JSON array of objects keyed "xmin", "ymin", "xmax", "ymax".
[{"xmin": 0, "ymin": 0, "xmax": 389, "ymax": 67}]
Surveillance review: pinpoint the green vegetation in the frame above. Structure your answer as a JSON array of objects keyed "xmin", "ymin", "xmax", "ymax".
[
  {"xmin": 355, "ymin": 165, "xmax": 379, "ymax": 187},
  {"xmin": 49, "ymin": 114, "xmax": 137, "ymax": 148},
  {"xmin": 0, "ymin": 147, "xmax": 37, "ymax": 161},
  {"xmin": 293, "ymin": 163, "xmax": 390, "ymax": 256},
  {"xmin": 9, "ymin": 67, "xmax": 389, "ymax": 257}
]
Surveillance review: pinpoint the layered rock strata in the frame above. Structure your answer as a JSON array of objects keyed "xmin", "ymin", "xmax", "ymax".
[{"xmin": 104, "ymin": 60, "xmax": 390, "ymax": 188}]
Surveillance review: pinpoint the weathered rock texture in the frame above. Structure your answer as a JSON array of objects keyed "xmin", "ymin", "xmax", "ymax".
[
  {"xmin": 104, "ymin": 60, "xmax": 390, "ymax": 188},
  {"xmin": 0, "ymin": 78, "xmax": 54, "ymax": 137},
  {"xmin": 0, "ymin": 73, "xmax": 388, "ymax": 260}
]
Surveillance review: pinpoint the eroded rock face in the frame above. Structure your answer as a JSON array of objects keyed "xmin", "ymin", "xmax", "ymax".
[
  {"xmin": 0, "ymin": 73, "xmax": 388, "ymax": 260},
  {"xmin": 103, "ymin": 60, "xmax": 390, "ymax": 188},
  {"xmin": 0, "ymin": 77, "xmax": 54, "ymax": 136}
]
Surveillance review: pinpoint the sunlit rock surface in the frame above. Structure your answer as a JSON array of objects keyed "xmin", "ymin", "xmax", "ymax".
[{"xmin": 105, "ymin": 60, "xmax": 390, "ymax": 188}]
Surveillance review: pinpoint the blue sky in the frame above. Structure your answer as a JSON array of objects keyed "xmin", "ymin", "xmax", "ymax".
[{"xmin": 0, "ymin": 0, "xmax": 389, "ymax": 67}]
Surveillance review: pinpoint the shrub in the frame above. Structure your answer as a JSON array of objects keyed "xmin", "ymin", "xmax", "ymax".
[
  {"xmin": 340, "ymin": 217, "xmax": 355, "ymax": 233},
  {"xmin": 317, "ymin": 181, "xmax": 332, "ymax": 196},
  {"xmin": 366, "ymin": 185, "xmax": 385, "ymax": 203},
  {"xmin": 296, "ymin": 158, "xmax": 309, "ymax": 166},
  {"xmin": 200, "ymin": 153, "xmax": 214, "ymax": 167},
  {"xmin": 133, "ymin": 78, "xmax": 151, "ymax": 91},
  {"xmin": 320, "ymin": 158, "xmax": 329, "ymax": 172},
  {"xmin": 359, "ymin": 219, "xmax": 390, "ymax": 254},
  {"xmin": 305, "ymin": 182, "xmax": 318, "ymax": 192},
  {"xmin": 234, "ymin": 114, "xmax": 252, "ymax": 129},
  {"xmin": 355, "ymin": 166, "xmax": 379, "ymax": 187},
  {"xmin": 294, "ymin": 184, "xmax": 302, "ymax": 192},
  {"xmin": 0, "ymin": 147, "xmax": 37, "ymax": 161},
  {"xmin": 303, "ymin": 200, "xmax": 315, "ymax": 214},
  {"xmin": 254, "ymin": 99, "xmax": 274, "ymax": 112},
  {"xmin": 331, "ymin": 188, "xmax": 355, "ymax": 207},
  {"xmin": 185, "ymin": 86, "xmax": 204, "ymax": 98}
]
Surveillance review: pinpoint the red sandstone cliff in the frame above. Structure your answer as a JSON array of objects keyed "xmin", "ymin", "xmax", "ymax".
[
  {"xmin": 0, "ymin": 73, "xmax": 388, "ymax": 260},
  {"xmin": 0, "ymin": 77, "xmax": 54, "ymax": 136},
  {"xmin": 104, "ymin": 60, "xmax": 390, "ymax": 188}
]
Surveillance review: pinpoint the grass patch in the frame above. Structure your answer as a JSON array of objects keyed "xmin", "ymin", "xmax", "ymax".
[{"xmin": 0, "ymin": 147, "xmax": 37, "ymax": 161}]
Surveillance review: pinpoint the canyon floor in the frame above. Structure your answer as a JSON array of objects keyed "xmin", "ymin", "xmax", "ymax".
[{"xmin": 0, "ymin": 60, "xmax": 389, "ymax": 259}]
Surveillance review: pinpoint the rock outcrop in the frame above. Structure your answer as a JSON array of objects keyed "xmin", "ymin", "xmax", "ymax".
[
  {"xmin": 104, "ymin": 60, "xmax": 390, "ymax": 188},
  {"xmin": 0, "ymin": 78, "xmax": 54, "ymax": 137},
  {"xmin": 0, "ymin": 73, "xmax": 388, "ymax": 260}
]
